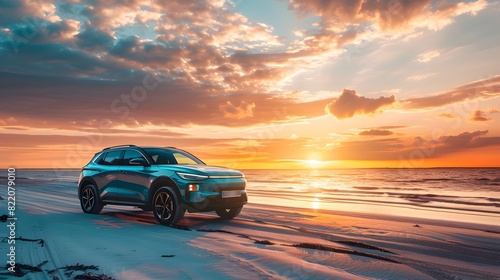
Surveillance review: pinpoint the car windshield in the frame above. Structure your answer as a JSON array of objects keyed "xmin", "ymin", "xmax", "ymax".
[{"xmin": 143, "ymin": 148, "xmax": 205, "ymax": 165}]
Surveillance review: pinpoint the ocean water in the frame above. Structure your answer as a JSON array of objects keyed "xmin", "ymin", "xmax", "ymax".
[
  {"xmin": 245, "ymin": 168, "xmax": 500, "ymax": 226},
  {"xmin": 7, "ymin": 168, "xmax": 500, "ymax": 226}
]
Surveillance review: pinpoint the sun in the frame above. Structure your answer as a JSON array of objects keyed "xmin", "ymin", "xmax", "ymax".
[{"xmin": 305, "ymin": 159, "xmax": 322, "ymax": 168}]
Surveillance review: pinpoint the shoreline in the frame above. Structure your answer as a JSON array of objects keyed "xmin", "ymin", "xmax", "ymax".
[{"xmin": 246, "ymin": 203, "xmax": 500, "ymax": 233}]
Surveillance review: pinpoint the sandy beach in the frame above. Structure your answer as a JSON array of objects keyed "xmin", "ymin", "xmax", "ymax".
[{"xmin": 1, "ymin": 171, "xmax": 500, "ymax": 280}]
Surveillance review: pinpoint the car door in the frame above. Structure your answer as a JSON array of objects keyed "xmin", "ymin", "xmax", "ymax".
[
  {"xmin": 114, "ymin": 149, "xmax": 154, "ymax": 205},
  {"xmin": 94, "ymin": 149, "xmax": 124, "ymax": 202}
]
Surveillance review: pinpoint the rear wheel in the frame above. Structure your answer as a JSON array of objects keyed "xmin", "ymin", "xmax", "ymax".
[
  {"xmin": 215, "ymin": 206, "xmax": 242, "ymax": 219},
  {"xmin": 80, "ymin": 184, "xmax": 103, "ymax": 214},
  {"xmin": 153, "ymin": 187, "xmax": 185, "ymax": 225}
]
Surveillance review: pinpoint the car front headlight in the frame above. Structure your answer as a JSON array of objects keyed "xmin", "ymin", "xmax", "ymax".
[{"xmin": 176, "ymin": 172, "xmax": 208, "ymax": 181}]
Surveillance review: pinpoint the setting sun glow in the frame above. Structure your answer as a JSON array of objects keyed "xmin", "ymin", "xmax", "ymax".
[{"xmin": 305, "ymin": 160, "xmax": 323, "ymax": 169}]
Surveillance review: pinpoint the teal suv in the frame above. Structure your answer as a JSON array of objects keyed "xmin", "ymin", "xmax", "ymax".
[{"xmin": 78, "ymin": 145, "xmax": 247, "ymax": 225}]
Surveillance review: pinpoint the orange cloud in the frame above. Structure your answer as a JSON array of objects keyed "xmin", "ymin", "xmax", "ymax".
[
  {"xmin": 439, "ymin": 113, "xmax": 456, "ymax": 119},
  {"xmin": 289, "ymin": 0, "xmax": 487, "ymax": 32},
  {"xmin": 326, "ymin": 89, "xmax": 396, "ymax": 119},
  {"xmin": 470, "ymin": 110, "xmax": 492, "ymax": 122},
  {"xmin": 322, "ymin": 130, "xmax": 500, "ymax": 161},
  {"xmin": 401, "ymin": 76, "xmax": 500, "ymax": 109},
  {"xmin": 289, "ymin": 0, "xmax": 431, "ymax": 30},
  {"xmin": 219, "ymin": 101, "xmax": 256, "ymax": 119},
  {"xmin": 0, "ymin": 72, "xmax": 333, "ymax": 129},
  {"xmin": 359, "ymin": 129, "xmax": 394, "ymax": 136}
]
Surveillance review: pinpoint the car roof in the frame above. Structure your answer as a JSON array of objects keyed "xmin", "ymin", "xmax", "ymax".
[{"xmin": 102, "ymin": 145, "xmax": 179, "ymax": 151}]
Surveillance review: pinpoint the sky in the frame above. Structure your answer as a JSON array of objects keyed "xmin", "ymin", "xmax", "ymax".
[{"xmin": 0, "ymin": 0, "xmax": 499, "ymax": 169}]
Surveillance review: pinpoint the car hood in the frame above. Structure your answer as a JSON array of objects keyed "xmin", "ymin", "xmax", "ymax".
[{"xmin": 158, "ymin": 164, "xmax": 244, "ymax": 177}]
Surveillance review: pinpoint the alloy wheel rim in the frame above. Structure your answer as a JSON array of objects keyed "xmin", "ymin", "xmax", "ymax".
[
  {"xmin": 155, "ymin": 192, "xmax": 173, "ymax": 221},
  {"xmin": 82, "ymin": 188, "xmax": 95, "ymax": 211}
]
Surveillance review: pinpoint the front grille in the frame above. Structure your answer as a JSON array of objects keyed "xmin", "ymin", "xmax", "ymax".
[{"xmin": 200, "ymin": 181, "xmax": 245, "ymax": 192}]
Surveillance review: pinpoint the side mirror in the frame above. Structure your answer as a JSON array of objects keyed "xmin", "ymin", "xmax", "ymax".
[{"xmin": 129, "ymin": 158, "xmax": 149, "ymax": 166}]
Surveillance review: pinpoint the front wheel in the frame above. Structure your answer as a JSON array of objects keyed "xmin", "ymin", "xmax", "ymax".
[
  {"xmin": 80, "ymin": 184, "xmax": 103, "ymax": 214},
  {"xmin": 215, "ymin": 207, "xmax": 242, "ymax": 219},
  {"xmin": 153, "ymin": 187, "xmax": 185, "ymax": 226}
]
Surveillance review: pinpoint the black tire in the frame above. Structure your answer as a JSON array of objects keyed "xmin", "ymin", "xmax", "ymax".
[
  {"xmin": 153, "ymin": 187, "xmax": 185, "ymax": 226},
  {"xmin": 80, "ymin": 184, "xmax": 104, "ymax": 214},
  {"xmin": 215, "ymin": 206, "xmax": 242, "ymax": 219}
]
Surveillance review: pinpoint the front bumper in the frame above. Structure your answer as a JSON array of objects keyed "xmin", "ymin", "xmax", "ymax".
[{"xmin": 182, "ymin": 190, "xmax": 248, "ymax": 213}]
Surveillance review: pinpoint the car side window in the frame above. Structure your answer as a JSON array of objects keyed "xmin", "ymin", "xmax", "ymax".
[
  {"xmin": 151, "ymin": 151, "xmax": 176, "ymax": 164},
  {"xmin": 93, "ymin": 153, "xmax": 105, "ymax": 163},
  {"xmin": 100, "ymin": 150, "xmax": 122, "ymax": 165},
  {"xmin": 173, "ymin": 152, "xmax": 198, "ymax": 165},
  {"xmin": 122, "ymin": 150, "xmax": 146, "ymax": 165}
]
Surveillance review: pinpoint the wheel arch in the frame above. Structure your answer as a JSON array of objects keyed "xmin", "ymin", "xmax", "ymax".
[
  {"xmin": 149, "ymin": 176, "xmax": 181, "ymax": 204},
  {"xmin": 78, "ymin": 177, "xmax": 98, "ymax": 199}
]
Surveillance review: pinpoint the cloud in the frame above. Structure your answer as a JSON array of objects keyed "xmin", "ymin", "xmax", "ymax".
[
  {"xmin": 0, "ymin": 0, "xmax": 59, "ymax": 25},
  {"xmin": 76, "ymin": 27, "xmax": 115, "ymax": 52},
  {"xmin": 439, "ymin": 113, "xmax": 456, "ymax": 119},
  {"xmin": 283, "ymin": 0, "xmax": 488, "ymax": 76},
  {"xmin": 406, "ymin": 73, "xmax": 436, "ymax": 81},
  {"xmin": 401, "ymin": 75, "xmax": 500, "ymax": 110},
  {"xmin": 289, "ymin": 0, "xmax": 431, "ymax": 30},
  {"xmin": 8, "ymin": 19, "xmax": 80, "ymax": 44},
  {"xmin": 410, "ymin": 130, "xmax": 500, "ymax": 158},
  {"xmin": 359, "ymin": 129, "xmax": 394, "ymax": 136},
  {"xmin": 0, "ymin": 0, "xmax": 285, "ymax": 93},
  {"xmin": 289, "ymin": 0, "xmax": 487, "ymax": 32},
  {"xmin": 0, "ymin": 71, "xmax": 332, "ymax": 130},
  {"xmin": 326, "ymin": 89, "xmax": 396, "ymax": 119},
  {"xmin": 470, "ymin": 110, "xmax": 492, "ymax": 122},
  {"xmin": 417, "ymin": 50, "xmax": 440, "ymax": 63},
  {"xmin": 318, "ymin": 130, "xmax": 500, "ymax": 161},
  {"xmin": 219, "ymin": 101, "xmax": 256, "ymax": 119},
  {"xmin": 415, "ymin": 0, "xmax": 487, "ymax": 31},
  {"xmin": 324, "ymin": 138, "xmax": 406, "ymax": 161},
  {"xmin": 373, "ymin": 125, "xmax": 408, "ymax": 130},
  {"xmin": 437, "ymin": 130, "xmax": 490, "ymax": 150},
  {"xmin": 81, "ymin": 0, "xmax": 156, "ymax": 30},
  {"xmin": 0, "ymin": 0, "xmax": 490, "ymax": 98},
  {"xmin": 0, "ymin": 0, "xmax": 494, "ymax": 130}
]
